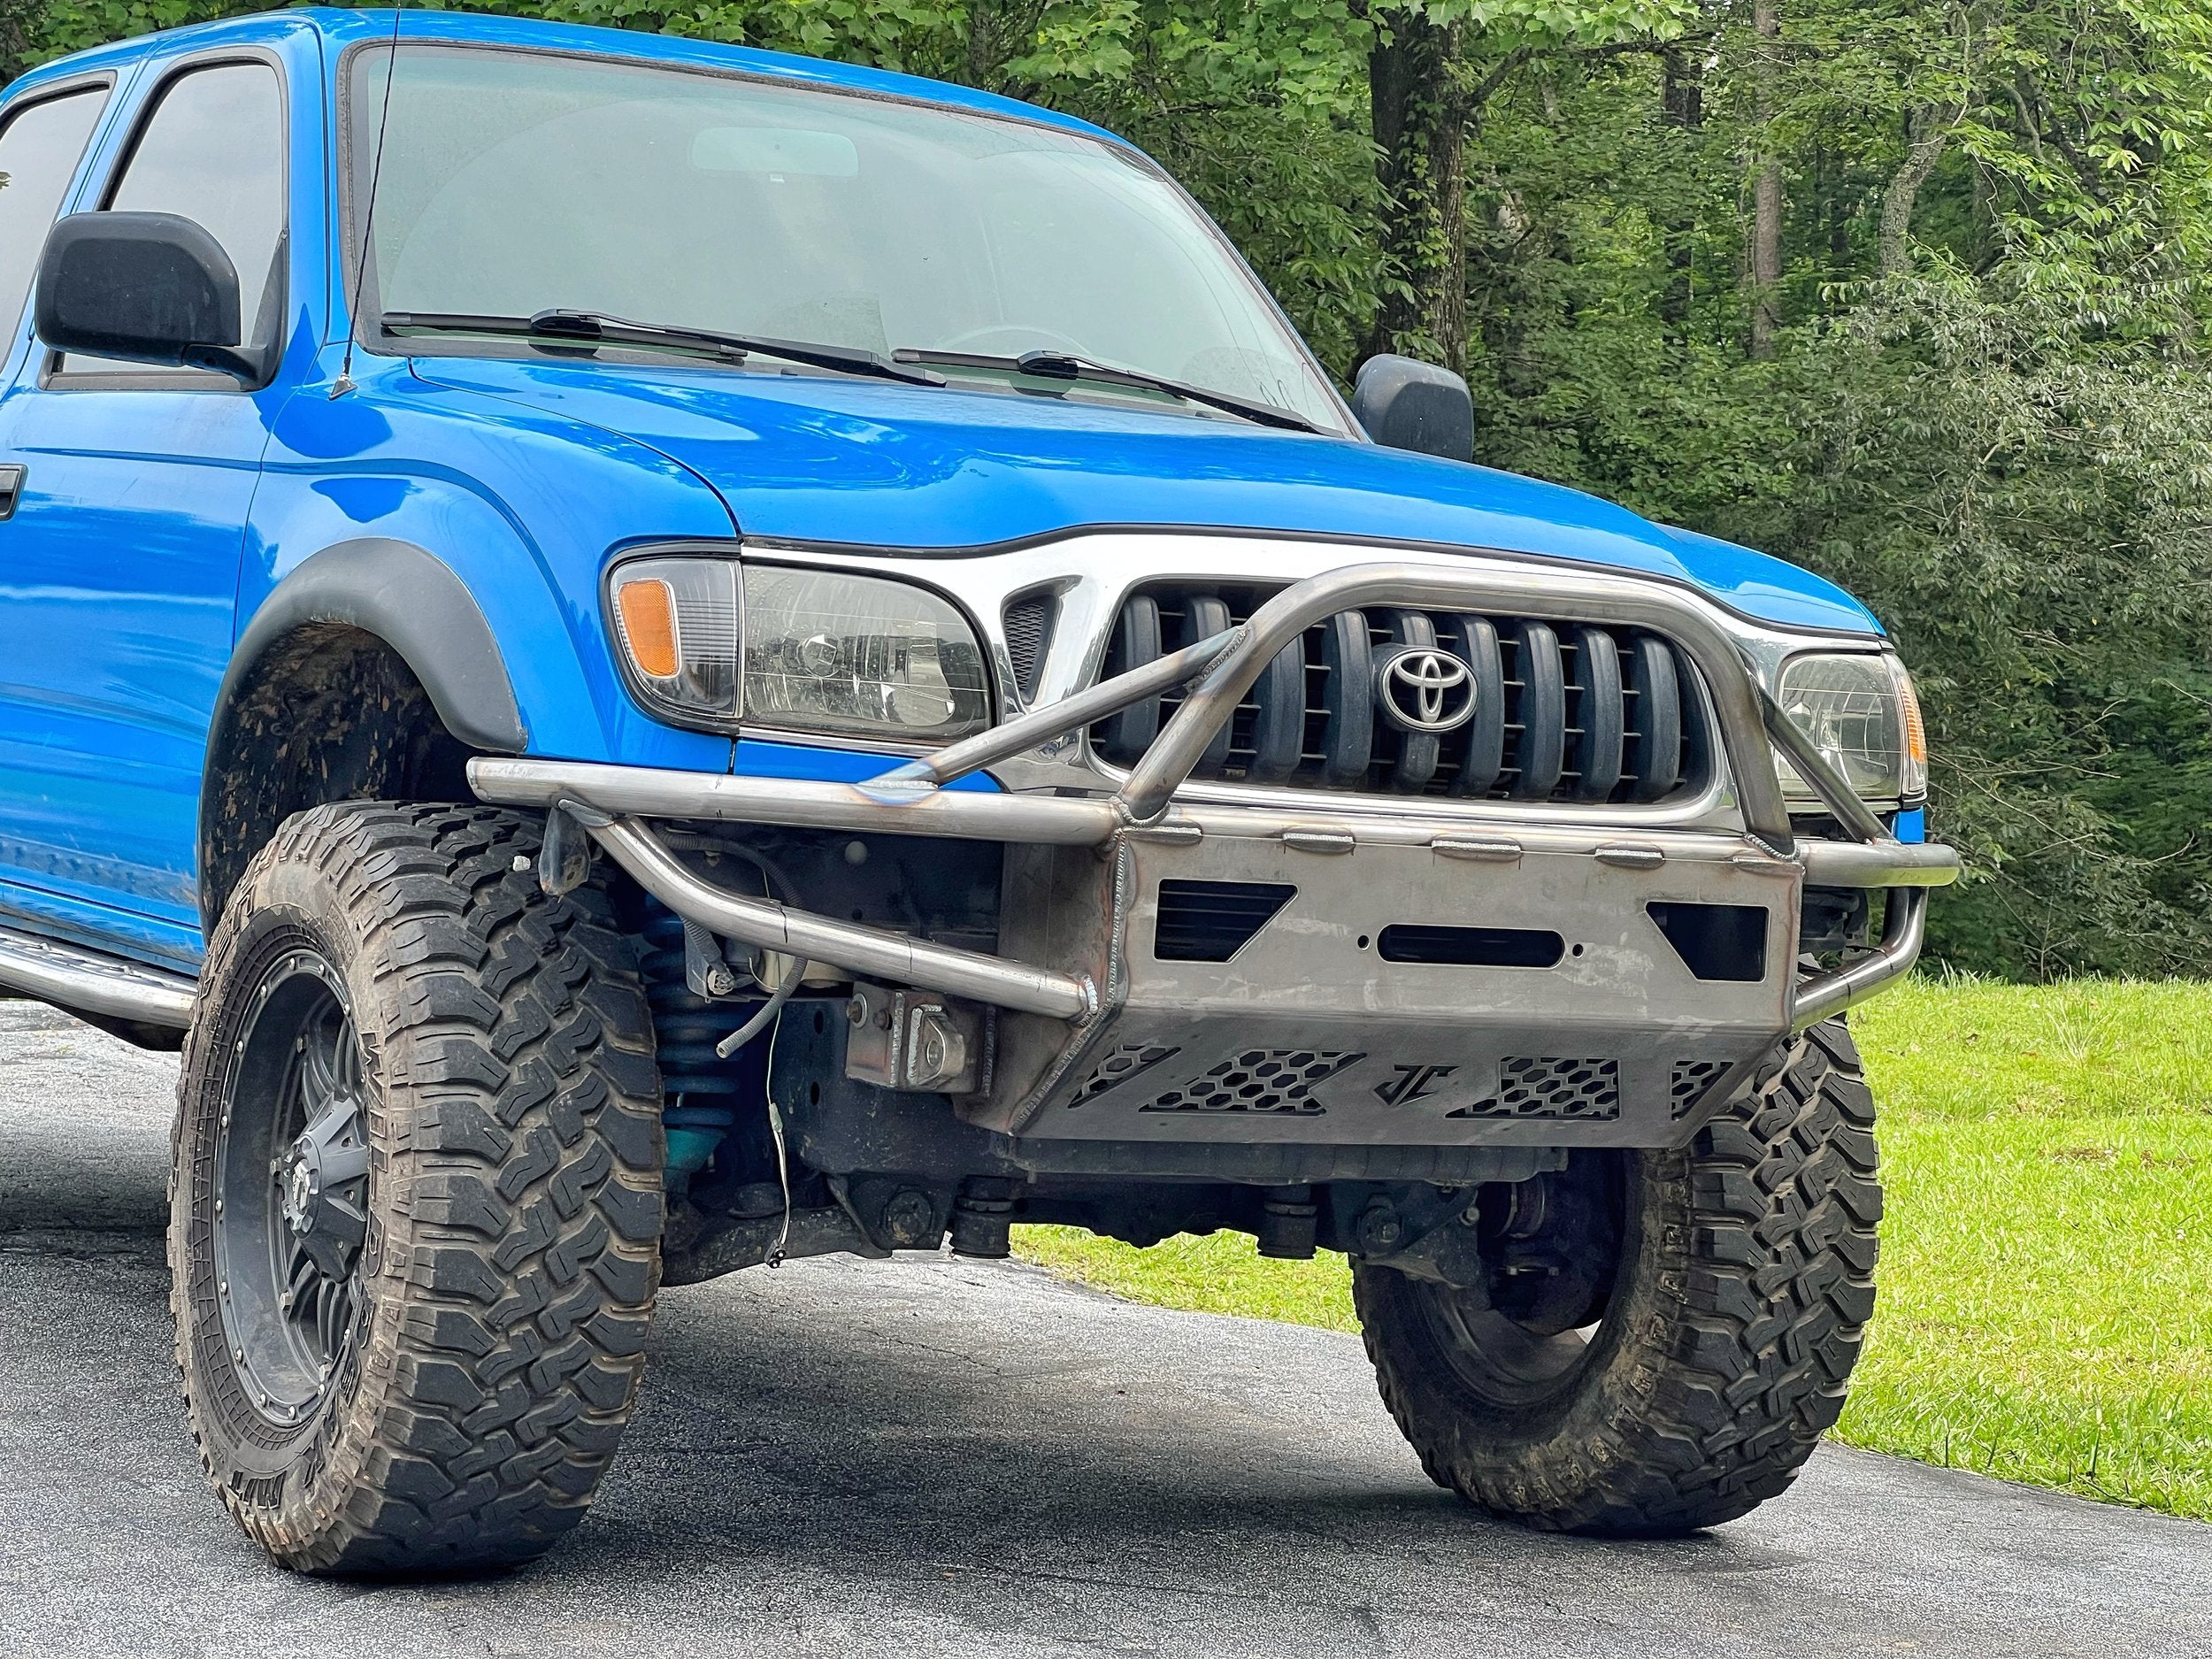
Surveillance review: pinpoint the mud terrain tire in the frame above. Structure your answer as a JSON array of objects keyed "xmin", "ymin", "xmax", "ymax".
[
  {"xmin": 170, "ymin": 803, "xmax": 664, "ymax": 1574},
  {"xmin": 1354, "ymin": 1019, "xmax": 1878, "ymax": 1535}
]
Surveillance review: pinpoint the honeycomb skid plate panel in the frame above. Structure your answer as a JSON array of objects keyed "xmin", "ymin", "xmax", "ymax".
[{"xmin": 1028, "ymin": 1016, "xmax": 1764, "ymax": 1148}]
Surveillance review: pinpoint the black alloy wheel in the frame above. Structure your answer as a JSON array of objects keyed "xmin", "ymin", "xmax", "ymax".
[
  {"xmin": 1409, "ymin": 1154, "xmax": 1626, "ymax": 1412},
  {"xmin": 211, "ymin": 947, "xmax": 371, "ymax": 1424}
]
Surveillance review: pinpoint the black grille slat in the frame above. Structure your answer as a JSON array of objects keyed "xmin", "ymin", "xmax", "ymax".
[
  {"xmin": 1456, "ymin": 617, "xmax": 1509, "ymax": 787},
  {"xmin": 1248, "ymin": 634, "xmax": 1307, "ymax": 782},
  {"xmin": 1182, "ymin": 593, "xmax": 1234, "ymax": 775},
  {"xmin": 1383, "ymin": 609, "xmax": 1443, "ymax": 792},
  {"xmin": 1002, "ymin": 592, "xmax": 1054, "ymax": 703},
  {"xmin": 1089, "ymin": 583, "xmax": 1701, "ymax": 805},
  {"xmin": 1096, "ymin": 594, "xmax": 1163, "ymax": 764},
  {"xmin": 1571, "ymin": 625, "xmax": 1624, "ymax": 800},
  {"xmin": 1318, "ymin": 611, "xmax": 1374, "ymax": 786},
  {"xmin": 1509, "ymin": 620, "xmax": 1565, "ymax": 798},
  {"xmin": 1627, "ymin": 635, "xmax": 1682, "ymax": 801}
]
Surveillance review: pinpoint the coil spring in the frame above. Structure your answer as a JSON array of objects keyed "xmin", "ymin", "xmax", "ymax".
[{"xmin": 640, "ymin": 907, "xmax": 747, "ymax": 1171}]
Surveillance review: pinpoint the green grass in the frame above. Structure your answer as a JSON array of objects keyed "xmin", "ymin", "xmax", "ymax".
[{"xmin": 1015, "ymin": 976, "xmax": 2212, "ymax": 1521}]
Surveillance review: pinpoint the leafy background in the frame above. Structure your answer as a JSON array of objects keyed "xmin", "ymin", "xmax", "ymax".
[{"xmin": 10, "ymin": 0, "xmax": 2212, "ymax": 979}]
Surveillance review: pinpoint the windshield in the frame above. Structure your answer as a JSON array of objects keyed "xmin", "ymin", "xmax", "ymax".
[{"xmin": 346, "ymin": 44, "xmax": 1349, "ymax": 433}]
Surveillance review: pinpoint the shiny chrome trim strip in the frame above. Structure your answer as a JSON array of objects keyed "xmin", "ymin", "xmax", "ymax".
[{"xmin": 0, "ymin": 926, "xmax": 196, "ymax": 1026}]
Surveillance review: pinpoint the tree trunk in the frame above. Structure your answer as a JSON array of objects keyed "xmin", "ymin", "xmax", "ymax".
[
  {"xmin": 1747, "ymin": 0, "xmax": 1782, "ymax": 358},
  {"xmin": 1878, "ymin": 104, "xmax": 1958, "ymax": 277},
  {"xmin": 965, "ymin": 0, "xmax": 1045, "ymax": 92},
  {"xmin": 1365, "ymin": 11, "xmax": 1474, "ymax": 374},
  {"xmin": 1659, "ymin": 46, "xmax": 1704, "ymax": 329},
  {"xmin": 0, "ymin": 0, "xmax": 35, "ymax": 89}
]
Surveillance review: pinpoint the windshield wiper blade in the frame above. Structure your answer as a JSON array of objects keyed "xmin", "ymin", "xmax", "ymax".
[
  {"xmin": 381, "ymin": 310, "xmax": 948, "ymax": 388},
  {"xmin": 893, "ymin": 346, "xmax": 1319, "ymax": 433}
]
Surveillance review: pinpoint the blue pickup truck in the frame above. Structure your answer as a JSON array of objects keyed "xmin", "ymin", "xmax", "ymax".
[{"xmin": 0, "ymin": 7, "xmax": 1957, "ymax": 1574}]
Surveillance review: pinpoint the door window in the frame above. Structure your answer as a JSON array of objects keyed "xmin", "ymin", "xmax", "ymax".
[
  {"xmin": 0, "ymin": 88, "xmax": 109, "ymax": 352},
  {"xmin": 62, "ymin": 60, "xmax": 285, "ymax": 375}
]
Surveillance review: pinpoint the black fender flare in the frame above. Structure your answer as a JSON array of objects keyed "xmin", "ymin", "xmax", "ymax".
[
  {"xmin": 197, "ymin": 539, "xmax": 528, "ymax": 933},
  {"xmin": 215, "ymin": 537, "xmax": 528, "ymax": 754}
]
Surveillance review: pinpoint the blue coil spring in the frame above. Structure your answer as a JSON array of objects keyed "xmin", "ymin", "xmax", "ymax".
[{"xmin": 640, "ymin": 908, "xmax": 745, "ymax": 1165}]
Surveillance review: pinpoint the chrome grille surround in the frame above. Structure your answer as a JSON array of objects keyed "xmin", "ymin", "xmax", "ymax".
[{"xmin": 733, "ymin": 528, "xmax": 1901, "ymax": 828}]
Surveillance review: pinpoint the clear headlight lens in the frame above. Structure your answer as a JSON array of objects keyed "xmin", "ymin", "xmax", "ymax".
[
  {"xmin": 608, "ymin": 556, "xmax": 741, "ymax": 729},
  {"xmin": 741, "ymin": 566, "xmax": 989, "ymax": 743},
  {"xmin": 606, "ymin": 555, "xmax": 990, "ymax": 742},
  {"xmin": 1774, "ymin": 650, "xmax": 1926, "ymax": 805}
]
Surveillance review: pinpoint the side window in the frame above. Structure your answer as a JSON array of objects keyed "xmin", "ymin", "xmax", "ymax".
[
  {"xmin": 63, "ymin": 61, "xmax": 285, "ymax": 373},
  {"xmin": 0, "ymin": 88, "xmax": 110, "ymax": 353}
]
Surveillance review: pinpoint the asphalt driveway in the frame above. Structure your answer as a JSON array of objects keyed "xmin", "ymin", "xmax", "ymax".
[{"xmin": 2, "ymin": 998, "xmax": 2205, "ymax": 1658}]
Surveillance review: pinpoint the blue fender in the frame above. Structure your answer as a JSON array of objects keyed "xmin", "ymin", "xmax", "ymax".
[{"xmin": 244, "ymin": 349, "xmax": 739, "ymax": 772}]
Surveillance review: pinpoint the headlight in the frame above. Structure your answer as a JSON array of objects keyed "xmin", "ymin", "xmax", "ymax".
[
  {"xmin": 606, "ymin": 556, "xmax": 990, "ymax": 743},
  {"xmin": 741, "ymin": 565, "xmax": 989, "ymax": 743},
  {"xmin": 1773, "ymin": 650, "xmax": 1927, "ymax": 805}
]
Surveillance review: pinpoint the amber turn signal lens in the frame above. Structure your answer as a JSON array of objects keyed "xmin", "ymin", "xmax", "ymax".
[
  {"xmin": 617, "ymin": 577, "xmax": 680, "ymax": 679},
  {"xmin": 1899, "ymin": 671, "xmax": 1928, "ymax": 766}
]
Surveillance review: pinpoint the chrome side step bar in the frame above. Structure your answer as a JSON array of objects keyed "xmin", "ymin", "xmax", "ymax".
[{"xmin": 0, "ymin": 925, "xmax": 197, "ymax": 1028}]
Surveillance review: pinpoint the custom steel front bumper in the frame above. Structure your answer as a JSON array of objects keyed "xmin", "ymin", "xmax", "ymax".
[{"xmin": 471, "ymin": 561, "xmax": 1960, "ymax": 1148}]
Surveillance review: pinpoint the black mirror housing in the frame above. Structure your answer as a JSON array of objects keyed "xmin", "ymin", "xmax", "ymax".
[
  {"xmin": 34, "ymin": 211, "xmax": 258, "ymax": 380},
  {"xmin": 1352, "ymin": 353, "xmax": 1474, "ymax": 462}
]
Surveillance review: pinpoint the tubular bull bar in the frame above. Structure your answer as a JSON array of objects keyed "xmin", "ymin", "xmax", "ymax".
[{"xmin": 470, "ymin": 562, "xmax": 1960, "ymax": 1147}]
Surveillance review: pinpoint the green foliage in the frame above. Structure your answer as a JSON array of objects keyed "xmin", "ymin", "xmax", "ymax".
[{"xmin": 12, "ymin": 0, "xmax": 2212, "ymax": 975}]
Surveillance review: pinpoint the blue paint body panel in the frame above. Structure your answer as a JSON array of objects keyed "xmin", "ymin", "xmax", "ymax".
[
  {"xmin": 0, "ymin": 7, "xmax": 1886, "ymax": 972},
  {"xmin": 412, "ymin": 357, "xmax": 1880, "ymax": 635}
]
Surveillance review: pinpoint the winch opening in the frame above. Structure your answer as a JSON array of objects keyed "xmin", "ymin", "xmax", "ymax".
[{"xmin": 1376, "ymin": 924, "xmax": 1564, "ymax": 967}]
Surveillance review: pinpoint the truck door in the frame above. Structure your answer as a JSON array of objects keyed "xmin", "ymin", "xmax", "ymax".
[{"xmin": 0, "ymin": 55, "xmax": 289, "ymax": 964}]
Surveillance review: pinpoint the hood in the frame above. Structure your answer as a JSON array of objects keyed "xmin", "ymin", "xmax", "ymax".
[{"xmin": 411, "ymin": 357, "xmax": 1879, "ymax": 635}]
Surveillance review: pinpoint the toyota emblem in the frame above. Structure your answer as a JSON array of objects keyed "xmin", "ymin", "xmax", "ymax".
[{"xmin": 1375, "ymin": 647, "xmax": 1475, "ymax": 734}]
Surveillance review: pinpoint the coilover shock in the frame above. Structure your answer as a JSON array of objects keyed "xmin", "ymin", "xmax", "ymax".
[{"xmin": 637, "ymin": 903, "xmax": 747, "ymax": 1183}]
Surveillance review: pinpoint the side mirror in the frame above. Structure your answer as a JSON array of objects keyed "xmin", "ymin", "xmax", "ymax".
[
  {"xmin": 34, "ymin": 211, "xmax": 263, "ymax": 381},
  {"xmin": 1352, "ymin": 353, "xmax": 1473, "ymax": 462}
]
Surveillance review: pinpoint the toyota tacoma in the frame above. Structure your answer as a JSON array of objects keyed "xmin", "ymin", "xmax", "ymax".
[{"xmin": 0, "ymin": 7, "xmax": 1959, "ymax": 1572}]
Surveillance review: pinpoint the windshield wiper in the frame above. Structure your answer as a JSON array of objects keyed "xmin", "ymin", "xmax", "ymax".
[
  {"xmin": 380, "ymin": 310, "xmax": 948, "ymax": 388},
  {"xmin": 892, "ymin": 346, "xmax": 1320, "ymax": 433}
]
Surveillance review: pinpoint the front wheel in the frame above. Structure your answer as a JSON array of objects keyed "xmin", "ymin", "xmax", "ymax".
[
  {"xmin": 1355, "ymin": 1020, "xmax": 1880, "ymax": 1535},
  {"xmin": 170, "ymin": 803, "xmax": 664, "ymax": 1574}
]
